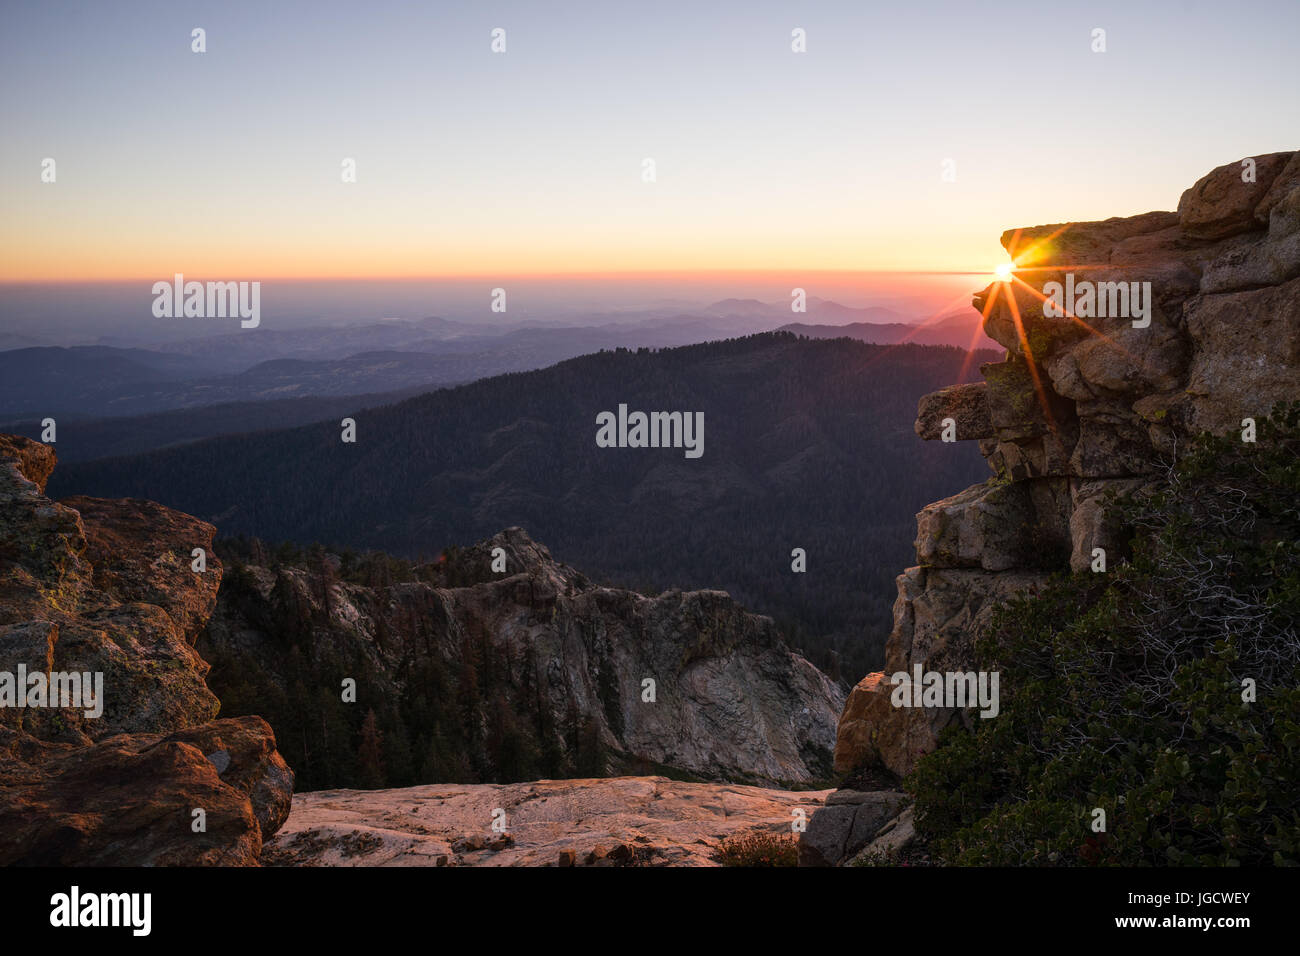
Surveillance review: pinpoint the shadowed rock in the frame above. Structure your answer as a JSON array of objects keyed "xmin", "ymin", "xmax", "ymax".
[
  {"xmin": 914, "ymin": 382, "xmax": 993, "ymax": 441},
  {"xmin": 0, "ymin": 438, "xmax": 293, "ymax": 864},
  {"xmin": 0, "ymin": 716, "xmax": 291, "ymax": 866},
  {"xmin": 207, "ymin": 526, "xmax": 845, "ymax": 785}
]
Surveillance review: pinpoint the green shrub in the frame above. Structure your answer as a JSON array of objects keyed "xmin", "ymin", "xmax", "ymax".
[{"xmin": 910, "ymin": 403, "xmax": 1300, "ymax": 866}]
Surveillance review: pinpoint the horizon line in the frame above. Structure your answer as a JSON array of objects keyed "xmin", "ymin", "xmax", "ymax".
[{"xmin": 0, "ymin": 267, "xmax": 997, "ymax": 285}]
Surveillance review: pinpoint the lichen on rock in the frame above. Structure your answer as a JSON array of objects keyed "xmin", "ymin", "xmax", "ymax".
[{"xmin": 0, "ymin": 437, "xmax": 294, "ymax": 864}]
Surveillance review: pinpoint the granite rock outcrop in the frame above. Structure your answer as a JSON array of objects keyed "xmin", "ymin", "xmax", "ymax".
[
  {"xmin": 0, "ymin": 436, "xmax": 293, "ymax": 864},
  {"xmin": 835, "ymin": 151, "xmax": 1300, "ymax": 778}
]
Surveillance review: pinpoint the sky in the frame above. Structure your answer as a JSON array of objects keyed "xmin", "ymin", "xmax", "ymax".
[{"xmin": 1, "ymin": 0, "xmax": 1297, "ymax": 292}]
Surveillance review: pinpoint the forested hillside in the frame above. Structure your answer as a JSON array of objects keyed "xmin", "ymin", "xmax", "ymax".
[{"xmin": 54, "ymin": 333, "xmax": 996, "ymax": 677}]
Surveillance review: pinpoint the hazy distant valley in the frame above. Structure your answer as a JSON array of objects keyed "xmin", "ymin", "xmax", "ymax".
[
  {"xmin": 1, "ymin": 296, "xmax": 991, "ymax": 443},
  {"xmin": 1, "ymin": 297, "xmax": 994, "ymax": 683},
  {"xmin": 45, "ymin": 332, "xmax": 994, "ymax": 680}
]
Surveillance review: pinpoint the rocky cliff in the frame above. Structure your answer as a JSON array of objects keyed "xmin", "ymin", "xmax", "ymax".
[
  {"xmin": 1, "ymin": 430, "xmax": 842, "ymax": 864},
  {"xmin": 835, "ymin": 151, "xmax": 1300, "ymax": 778},
  {"xmin": 0, "ymin": 435, "xmax": 293, "ymax": 864},
  {"xmin": 204, "ymin": 527, "xmax": 845, "ymax": 787}
]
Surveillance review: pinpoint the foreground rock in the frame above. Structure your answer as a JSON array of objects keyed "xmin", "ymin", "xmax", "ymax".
[
  {"xmin": 847, "ymin": 806, "xmax": 919, "ymax": 865},
  {"xmin": 265, "ymin": 776, "xmax": 830, "ymax": 867},
  {"xmin": 0, "ymin": 436, "xmax": 293, "ymax": 864},
  {"xmin": 835, "ymin": 150, "xmax": 1300, "ymax": 778},
  {"xmin": 797, "ymin": 788, "xmax": 907, "ymax": 866},
  {"xmin": 0, "ymin": 716, "xmax": 292, "ymax": 866}
]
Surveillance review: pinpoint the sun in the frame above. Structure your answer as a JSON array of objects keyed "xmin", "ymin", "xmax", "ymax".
[{"xmin": 994, "ymin": 261, "xmax": 1015, "ymax": 282}]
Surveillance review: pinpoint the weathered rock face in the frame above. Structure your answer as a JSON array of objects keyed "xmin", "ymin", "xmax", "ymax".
[
  {"xmin": 206, "ymin": 527, "xmax": 845, "ymax": 786},
  {"xmin": 0, "ymin": 436, "xmax": 293, "ymax": 863},
  {"xmin": 0, "ymin": 439, "xmax": 221, "ymax": 743},
  {"xmin": 836, "ymin": 151, "xmax": 1300, "ymax": 778},
  {"xmin": 266, "ymin": 776, "xmax": 830, "ymax": 867},
  {"xmin": 797, "ymin": 788, "xmax": 907, "ymax": 867},
  {"xmin": 1178, "ymin": 151, "xmax": 1295, "ymax": 239},
  {"xmin": 0, "ymin": 716, "xmax": 292, "ymax": 866},
  {"xmin": 63, "ymin": 495, "xmax": 225, "ymax": 641},
  {"xmin": 915, "ymin": 383, "xmax": 993, "ymax": 441}
]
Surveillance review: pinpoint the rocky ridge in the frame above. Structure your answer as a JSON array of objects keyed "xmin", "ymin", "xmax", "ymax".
[
  {"xmin": 205, "ymin": 527, "xmax": 845, "ymax": 786},
  {"xmin": 0, "ymin": 435, "xmax": 293, "ymax": 864},
  {"xmin": 834, "ymin": 150, "xmax": 1300, "ymax": 780},
  {"xmin": 1, "ymin": 434, "xmax": 844, "ymax": 864}
]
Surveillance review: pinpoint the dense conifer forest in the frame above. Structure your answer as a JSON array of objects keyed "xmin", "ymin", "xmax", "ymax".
[{"xmin": 56, "ymin": 333, "xmax": 996, "ymax": 679}]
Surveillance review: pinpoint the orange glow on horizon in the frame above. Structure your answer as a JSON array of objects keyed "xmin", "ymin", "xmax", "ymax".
[
  {"xmin": 0, "ymin": 264, "xmax": 1006, "ymax": 285},
  {"xmin": 0, "ymin": 220, "xmax": 1008, "ymax": 283}
]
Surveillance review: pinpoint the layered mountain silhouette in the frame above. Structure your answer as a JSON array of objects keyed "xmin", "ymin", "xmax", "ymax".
[
  {"xmin": 50, "ymin": 333, "xmax": 996, "ymax": 677},
  {"xmin": 0, "ymin": 300, "xmax": 992, "ymax": 426}
]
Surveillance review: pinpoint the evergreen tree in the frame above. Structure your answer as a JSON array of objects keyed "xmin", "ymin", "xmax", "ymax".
[{"xmin": 357, "ymin": 709, "xmax": 385, "ymax": 789}]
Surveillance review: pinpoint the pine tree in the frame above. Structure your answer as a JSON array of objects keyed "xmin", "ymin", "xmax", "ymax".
[
  {"xmin": 575, "ymin": 714, "xmax": 606, "ymax": 778},
  {"xmin": 357, "ymin": 708, "xmax": 385, "ymax": 789}
]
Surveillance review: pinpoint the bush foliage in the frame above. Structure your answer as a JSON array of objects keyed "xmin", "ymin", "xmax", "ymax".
[
  {"xmin": 717, "ymin": 830, "xmax": 800, "ymax": 867},
  {"xmin": 910, "ymin": 404, "xmax": 1300, "ymax": 866}
]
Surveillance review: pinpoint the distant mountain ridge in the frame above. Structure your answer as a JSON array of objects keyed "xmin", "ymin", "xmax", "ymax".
[
  {"xmin": 51, "ymin": 332, "xmax": 997, "ymax": 677},
  {"xmin": 0, "ymin": 299, "xmax": 992, "ymax": 424},
  {"xmin": 780, "ymin": 311, "xmax": 998, "ymax": 349}
]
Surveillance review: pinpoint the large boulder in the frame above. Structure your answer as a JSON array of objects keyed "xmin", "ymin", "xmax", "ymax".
[
  {"xmin": 0, "ymin": 440, "xmax": 222, "ymax": 744},
  {"xmin": 849, "ymin": 806, "xmax": 917, "ymax": 864},
  {"xmin": 0, "ymin": 716, "xmax": 292, "ymax": 866},
  {"xmin": 834, "ymin": 565, "xmax": 1047, "ymax": 777},
  {"xmin": 1254, "ymin": 151, "xmax": 1300, "ymax": 225},
  {"xmin": 0, "ymin": 435, "xmax": 56, "ymax": 493},
  {"xmin": 914, "ymin": 479, "xmax": 1070, "ymax": 573},
  {"xmin": 914, "ymin": 483, "xmax": 1032, "ymax": 572},
  {"xmin": 62, "ymin": 495, "xmax": 223, "ymax": 641},
  {"xmin": 797, "ymin": 789, "xmax": 907, "ymax": 866},
  {"xmin": 833, "ymin": 672, "xmax": 947, "ymax": 778},
  {"xmin": 1182, "ymin": 274, "xmax": 1300, "ymax": 436},
  {"xmin": 1178, "ymin": 151, "xmax": 1295, "ymax": 240}
]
